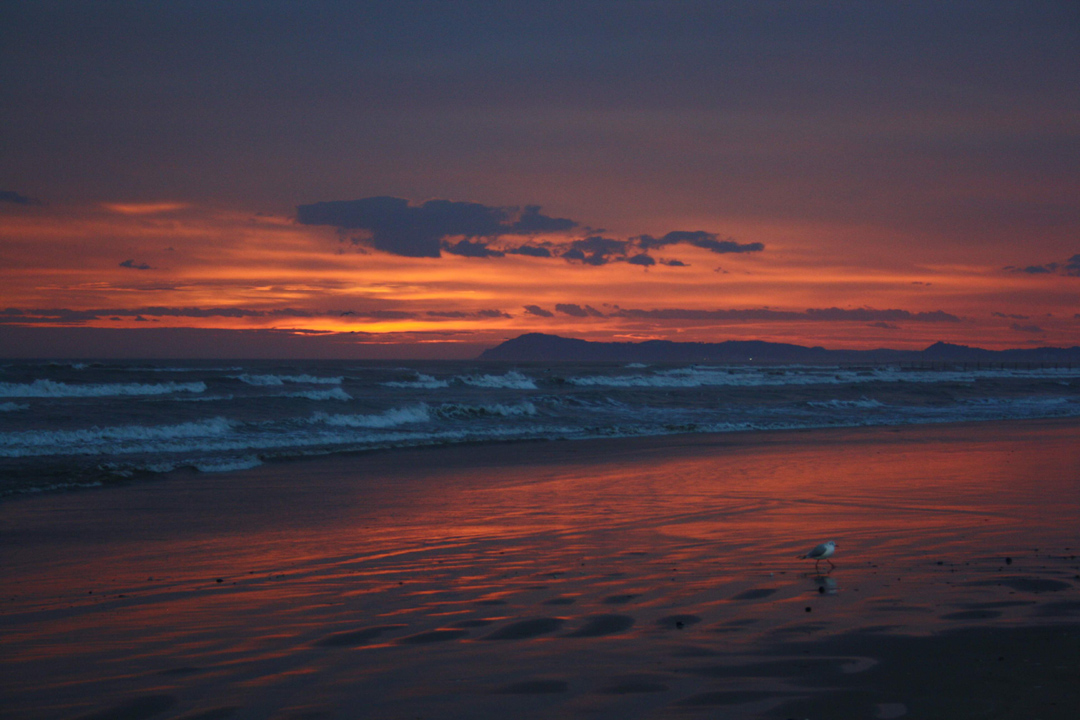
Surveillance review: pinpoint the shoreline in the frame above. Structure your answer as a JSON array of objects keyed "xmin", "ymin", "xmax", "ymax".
[
  {"xmin": 6, "ymin": 413, "xmax": 1080, "ymax": 505},
  {"xmin": 3, "ymin": 415, "xmax": 1078, "ymax": 719}
]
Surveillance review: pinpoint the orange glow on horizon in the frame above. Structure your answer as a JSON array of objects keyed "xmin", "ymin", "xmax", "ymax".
[{"xmin": 2, "ymin": 201, "xmax": 1079, "ymax": 353}]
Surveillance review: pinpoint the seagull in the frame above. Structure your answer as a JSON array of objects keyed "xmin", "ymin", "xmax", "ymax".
[{"xmin": 798, "ymin": 540, "xmax": 837, "ymax": 573}]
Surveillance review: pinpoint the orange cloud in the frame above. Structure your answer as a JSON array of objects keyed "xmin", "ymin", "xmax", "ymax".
[{"xmin": 101, "ymin": 202, "xmax": 191, "ymax": 215}]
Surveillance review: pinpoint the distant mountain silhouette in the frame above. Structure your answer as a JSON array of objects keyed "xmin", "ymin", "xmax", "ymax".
[{"xmin": 479, "ymin": 333, "xmax": 1080, "ymax": 364}]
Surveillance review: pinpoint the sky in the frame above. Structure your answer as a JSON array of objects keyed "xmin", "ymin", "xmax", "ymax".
[{"xmin": 2, "ymin": 1, "xmax": 1078, "ymax": 358}]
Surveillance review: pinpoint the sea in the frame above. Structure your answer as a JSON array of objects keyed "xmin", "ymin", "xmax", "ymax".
[{"xmin": 1, "ymin": 359, "xmax": 1078, "ymax": 497}]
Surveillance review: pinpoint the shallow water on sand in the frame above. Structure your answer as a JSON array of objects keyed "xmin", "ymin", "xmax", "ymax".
[{"xmin": 2, "ymin": 420, "xmax": 1079, "ymax": 719}]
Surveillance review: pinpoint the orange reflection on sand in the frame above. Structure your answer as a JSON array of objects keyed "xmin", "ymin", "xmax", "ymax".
[{"xmin": 2, "ymin": 421, "xmax": 1079, "ymax": 718}]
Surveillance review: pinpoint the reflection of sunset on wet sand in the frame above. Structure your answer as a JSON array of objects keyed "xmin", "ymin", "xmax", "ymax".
[{"xmin": 4, "ymin": 419, "xmax": 1078, "ymax": 718}]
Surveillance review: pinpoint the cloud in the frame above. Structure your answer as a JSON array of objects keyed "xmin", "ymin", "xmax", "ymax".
[
  {"xmin": 1066, "ymin": 254, "xmax": 1080, "ymax": 276},
  {"xmin": 555, "ymin": 303, "xmax": 604, "ymax": 317},
  {"xmin": 637, "ymin": 231, "xmax": 764, "ymax": 254},
  {"xmin": 0, "ymin": 190, "xmax": 38, "ymax": 205},
  {"xmin": 0, "ymin": 305, "xmax": 516, "ymax": 325},
  {"xmin": 992, "ymin": 312, "xmax": 1029, "ymax": 319},
  {"xmin": 297, "ymin": 196, "xmax": 755, "ymax": 267},
  {"xmin": 426, "ymin": 309, "xmax": 510, "ymax": 318},
  {"xmin": 506, "ymin": 245, "xmax": 553, "ymax": 257},
  {"xmin": 1005, "ymin": 254, "xmax": 1080, "ymax": 276},
  {"xmin": 561, "ymin": 236, "xmax": 629, "ymax": 265},
  {"xmin": 296, "ymin": 196, "xmax": 576, "ymax": 258},
  {"xmin": 0, "ymin": 306, "xmax": 319, "ymax": 325},
  {"xmin": 804, "ymin": 308, "xmax": 961, "ymax": 323},
  {"xmin": 443, "ymin": 239, "xmax": 504, "ymax": 258},
  {"xmin": 1011, "ymin": 323, "xmax": 1045, "ymax": 333},
  {"xmin": 523, "ymin": 305, "xmax": 554, "ymax": 317},
  {"xmin": 119, "ymin": 259, "xmax": 153, "ymax": 270},
  {"xmin": 609, "ymin": 306, "xmax": 961, "ymax": 323},
  {"xmin": 103, "ymin": 202, "xmax": 188, "ymax": 215},
  {"xmin": 511, "ymin": 205, "xmax": 578, "ymax": 234}
]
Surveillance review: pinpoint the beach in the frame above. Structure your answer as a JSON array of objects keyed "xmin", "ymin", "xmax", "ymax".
[{"xmin": 2, "ymin": 418, "xmax": 1079, "ymax": 719}]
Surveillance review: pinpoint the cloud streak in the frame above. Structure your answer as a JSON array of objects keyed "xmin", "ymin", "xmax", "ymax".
[
  {"xmin": 637, "ymin": 231, "xmax": 764, "ymax": 255},
  {"xmin": 0, "ymin": 306, "xmax": 514, "ymax": 326},
  {"xmin": 611, "ymin": 307, "xmax": 962, "ymax": 323},
  {"xmin": 508, "ymin": 305, "xmax": 963, "ymax": 324}
]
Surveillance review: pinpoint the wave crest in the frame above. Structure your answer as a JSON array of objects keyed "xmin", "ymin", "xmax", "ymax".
[
  {"xmin": 234, "ymin": 374, "xmax": 343, "ymax": 386},
  {"xmin": 434, "ymin": 401, "xmax": 538, "ymax": 419},
  {"xmin": 0, "ymin": 379, "xmax": 207, "ymax": 398},
  {"xmin": 308, "ymin": 405, "xmax": 431, "ymax": 428},
  {"xmin": 458, "ymin": 371, "xmax": 537, "ymax": 389}
]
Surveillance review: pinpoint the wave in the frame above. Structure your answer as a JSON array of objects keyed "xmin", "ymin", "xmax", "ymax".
[
  {"xmin": 565, "ymin": 365, "xmax": 1080, "ymax": 389},
  {"xmin": 281, "ymin": 388, "xmax": 353, "ymax": 401},
  {"xmin": 308, "ymin": 405, "xmax": 431, "ymax": 428},
  {"xmin": 458, "ymin": 370, "xmax": 537, "ymax": 389},
  {"xmin": 0, "ymin": 402, "xmax": 29, "ymax": 412},
  {"xmin": 0, "ymin": 417, "xmax": 233, "ymax": 457},
  {"xmin": 806, "ymin": 398, "xmax": 885, "ymax": 409},
  {"xmin": 383, "ymin": 373, "xmax": 450, "ymax": 389},
  {"xmin": 233, "ymin": 374, "xmax": 343, "ymax": 386},
  {"xmin": 0, "ymin": 379, "xmax": 207, "ymax": 398},
  {"xmin": 433, "ymin": 401, "xmax": 538, "ymax": 419}
]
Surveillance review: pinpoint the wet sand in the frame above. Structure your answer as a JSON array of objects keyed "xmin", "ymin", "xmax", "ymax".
[{"xmin": 2, "ymin": 418, "xmax": 1079, "ymax": 719}]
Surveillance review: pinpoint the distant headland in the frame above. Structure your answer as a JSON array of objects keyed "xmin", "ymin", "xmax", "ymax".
[{"xmin": 478, "ymin": 333, "xmax": 1080, "ymax": 365}]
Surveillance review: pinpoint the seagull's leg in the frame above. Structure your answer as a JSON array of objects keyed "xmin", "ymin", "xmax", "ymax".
[
  {"xmin": 826, "ymin": 559, "xmax": 835, "ymax": 570},
  {"xmin": 814, "ymin": 559, "xmax": 821, "ymax": 574}
]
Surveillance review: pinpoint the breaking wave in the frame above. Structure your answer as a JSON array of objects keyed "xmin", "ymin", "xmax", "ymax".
[
  {"xmin": 281, "ymin": 388, "xmax": 353, "ymax": 401},
  {"xmin": 0, "ymin": 417, "xmax": 233, "ymax": 458},
  {"xmin": 433, "ymin": 401, "xmax": 538, "ymax": 419},
  {"xmin": 458, "ymin": 371, "xmax": 537, "ymax": 389},
  {"xmin": 0, "ymin": 380, "xmax": 207, "ymax": 398},
  {"xmin": 383, "ymin": 373, "xmax": 450, "ymax": 389},
  {"xmin": 234, "ymin": 374, "xmax": 343, "ymax": 386},
  {"xmin": 308, "ymin": 406, "xmax": 432, "ymax": 428}
]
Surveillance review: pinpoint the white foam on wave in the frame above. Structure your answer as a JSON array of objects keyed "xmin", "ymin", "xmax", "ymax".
[
  {"xmin": 234, "ymin": 374, "xmax": 343, "ymax": 386},
  {"xmin": 458, "ymin": 370, "xmax": 537, "ymax": 389},
  {"xmin": 383, "ymin": 373, "xmax": 451, "ymax": 389},
  {"xmin": 308, "ymin": 405, "xmax": 431, "ymax": 428},
  {"xmin": 434, "ymin": 401, "xmax": 538, "ymax": 419},
  {"xmin": 0, "ymin": 379, "xmax": 207, "ymax": 398},
  {"xmin": 0, "ymin": 402, "xmax": 29, "ymax": 412},
  {"xmin": 568, "ymin": 363, "xmax": 1080, "ymax": 390},
  {"xmin": 282, "ymin": 388, "xmax": 353, "ymax": 401}
]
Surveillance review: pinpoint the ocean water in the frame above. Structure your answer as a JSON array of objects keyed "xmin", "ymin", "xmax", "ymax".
[{"xmin": 1, "ymin": 359, "xmax": 1078, "ymax": 496}]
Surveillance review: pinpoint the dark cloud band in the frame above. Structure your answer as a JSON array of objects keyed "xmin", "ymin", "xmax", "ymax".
[
  {"xmin": 297, "ymin": 195, "xmax": 764, "ymax": 266},
  {"xmin": 297, "ymin": 196, "xmax": 577, "ymax": 258}
]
